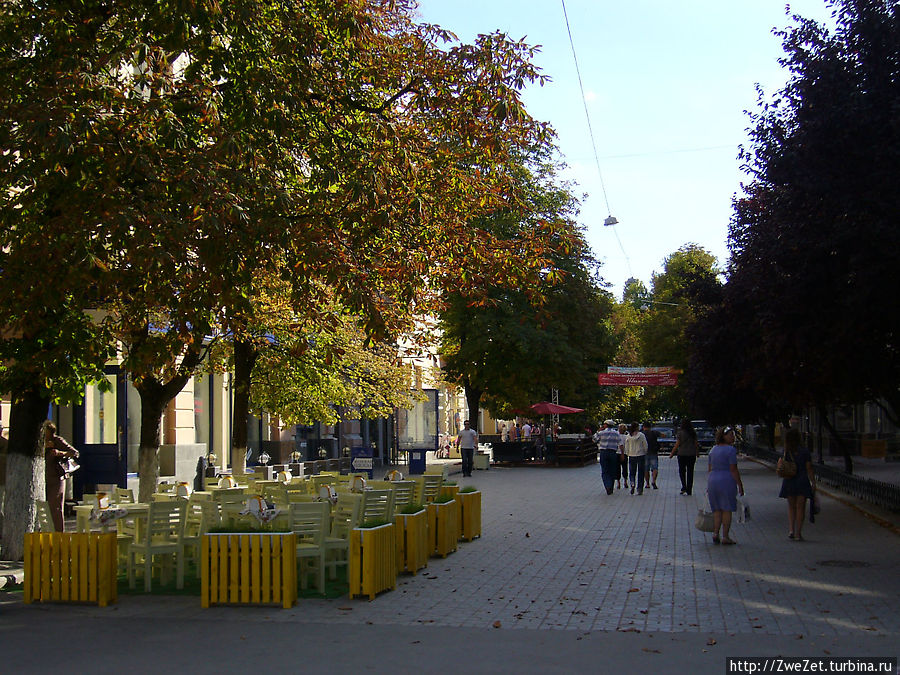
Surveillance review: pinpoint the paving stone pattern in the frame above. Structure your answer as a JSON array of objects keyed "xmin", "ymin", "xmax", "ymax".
[
  {"xmin": 7, "ymin": 456, "xmax": 897, "ymax": 642},
  {"xmin": 262, "ymin": 457, "xmax": 898, "ymax": 637}
]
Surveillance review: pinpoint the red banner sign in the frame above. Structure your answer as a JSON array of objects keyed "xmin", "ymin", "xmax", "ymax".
[{"xmin": 597, "ymin": 372, "xmax": 679, "ymax": 386}]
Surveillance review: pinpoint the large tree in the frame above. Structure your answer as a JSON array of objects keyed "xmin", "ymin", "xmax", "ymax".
[
  {"xmin": 637, "ymin": 244, "xmax": 721, "ymax": 418},
  {"xmin": 720, "ymin": 0, "xmax": 899, "ymax": 468},
  {"xmin": 439, "ymin": 144, "xmax": 614, "ymax": 427},
  {"xmin": 2, "ymin": 0, "xmax": 569, "ymax": 517}
]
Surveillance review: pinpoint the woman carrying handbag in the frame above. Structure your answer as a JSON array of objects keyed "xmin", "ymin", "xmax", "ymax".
[
  {"xmin": 44, "ymin": 421, "xmax": 79, "ymax": 532},
  {"xmin": 778, "ymin": 428, "xmax": 816, "ymax": 541}
]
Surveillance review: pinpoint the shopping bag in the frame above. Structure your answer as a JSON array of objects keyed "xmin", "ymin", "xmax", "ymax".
[
  {"xmin": 694, "ymin": 508, "xmax": 715, "ymax": 532},
  {"xmin": 736, "ymin": 495, "xmax": 751, "ymax": 523}
]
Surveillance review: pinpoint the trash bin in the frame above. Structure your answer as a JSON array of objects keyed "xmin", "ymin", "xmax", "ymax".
[{"xmin": 408, "ymin": 449, "xmax": 427, "ymax": 475}]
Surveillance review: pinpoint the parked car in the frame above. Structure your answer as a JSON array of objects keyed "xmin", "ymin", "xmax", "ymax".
[
  {"xmin": 653, "ymin": 421, "xmax": 677, "ymax": 453},
  {"xmin": 691, "ymin": 420, "xmax": 715, "ymax": 452},
  {"xmin": 653, "ymin": 419, "xmax": 715, "ymax": 453}
]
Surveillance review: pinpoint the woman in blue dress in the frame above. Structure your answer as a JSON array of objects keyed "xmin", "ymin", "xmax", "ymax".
[
  {"xmin": 706, "ymin": 426, "xmax": 744, "ymax": 544},
  {"xmin": 778, "ymin": 427, "xmax": 817, "ymax": 541}
]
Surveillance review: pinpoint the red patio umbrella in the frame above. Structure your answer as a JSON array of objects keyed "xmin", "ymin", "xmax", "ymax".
[{"xmin": 529, "ymin": 401, "xmax": 584, "ymax": 415}]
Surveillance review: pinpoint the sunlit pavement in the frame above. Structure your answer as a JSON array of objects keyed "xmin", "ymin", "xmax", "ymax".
[{"xmin": 2, "ymin": 456, "xmax": 897, "ymax": 673}]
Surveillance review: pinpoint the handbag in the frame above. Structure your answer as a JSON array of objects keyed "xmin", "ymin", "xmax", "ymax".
[
  {"xmin": 776, "ymin": 450, "xmax": 797, "ymax": 479},
  {"xmin": 59, "ymin": 457, "xmax": 80, "ymax": 477},
  {"xmin": 694, "ymin": 508, "xmax": 715, "ymax": 532}
]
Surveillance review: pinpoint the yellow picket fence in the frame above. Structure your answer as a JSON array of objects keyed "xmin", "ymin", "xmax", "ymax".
[
  {"xmin": 24, "ymin": 532, "xmax": 118, "ymax": 607},
  {"xmin": 349, "ymin": 524, "xmax": 397, "ymax": 600},
  {"xmin": 426, "ymin": 500, "xmax": 458, "ymax": 557},
  {"xmin": 200, "ymin": 533, "xmax": 297, "ymax": 608},
  {"xmin": 394, "ymin": 510, "xmax": 428, "ymax": 575},
  {"xmin": 457, "ymin": 490, "xmax": 482, "ymax": 541}
]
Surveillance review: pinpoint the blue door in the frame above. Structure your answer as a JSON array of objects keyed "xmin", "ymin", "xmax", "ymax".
[{"xmin": 73, "ymin": 367, "xmax": 127, "ymax": 499}]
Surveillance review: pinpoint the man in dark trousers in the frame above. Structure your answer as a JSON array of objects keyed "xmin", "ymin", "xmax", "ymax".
[
  {"xmin": 456, "ymin": 420, "xmax": 478, "ymax": 477},
  {"xmin": 642, "ymin": 421, "xmax": 661, "ymax": 489}
]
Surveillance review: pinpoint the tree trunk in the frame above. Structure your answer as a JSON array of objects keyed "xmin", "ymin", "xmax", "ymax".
[
  {"xmin": 130, "ymin": 342, "xmax": 205, "ymax": 502},
  {"xmin": 230, "ymin": 337, "xmax": 258, "ymax": 476},
  {"xmin": 819, "ymin": 407, "xmax": 853, "ymax": 474},
  {"xmin": 763, "ymin": 415, "xmax": 776, "ymax": 451},
  {"xmin": 136, "ymin": 386, "xmax": 166, "ymax": 503},
  {"xmin": 1, "ymin": 388, "xmax": 50, "ymax": 561},
  {"xmin": 463, "ymin": 383, "xmax": 483, "ymax": 433}
]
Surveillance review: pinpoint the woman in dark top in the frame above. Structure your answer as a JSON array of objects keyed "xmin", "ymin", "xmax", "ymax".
[
  {"xmin": 778, "ymin": 427, "xmax": 816, "ymax": 541},
  {"xmin": 44, "ymin": 421, "xmax": 79, "ymax": 532},
  {"xmin": 669, "ymin": 418, "xmax": 699, "ymax": 495}
]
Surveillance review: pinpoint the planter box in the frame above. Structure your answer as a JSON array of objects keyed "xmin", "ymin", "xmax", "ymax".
[
  {"xmin": 24, "ymin": 532, "xmax": 118, "ymax": 607},
  {"xmin": 426, "ymin": 500, "xmax": 458, "ymax": 557},
  {"xmin": 394, "ymin": 510, "xmax": 428, "ymax": 575},
  {"xmin": 349, "ymin": 523, "xmax": 397, "ymax": 600},
  {"xmin": 200, "ymin": 533, "xmax": 297, "ymax": 608},
  {"xmin": 457, "ymin": 491, "xmax": 482, "ymax": 541}
]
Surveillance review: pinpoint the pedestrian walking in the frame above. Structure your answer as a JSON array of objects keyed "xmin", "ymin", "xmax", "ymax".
[
  {"xmin": 617, "ymin": 423, "xmax": 629, "ymax": 489},
  {"xmin": 642, "ymin": 421, "xmax": 660, "ymax": 489},
  {"xmin": 778, "ymin": 427, "xmax": 817, "ymax": 541},
  {"xmin": 593, "ymin": 420, "xmax": 620, "ymax": 495},
  {"xmin": 456, "ymin": 420, "xmax": 478, "ymax": 477},
  {"xmin": 669, "ymin": 418, "xmax": 699, "ymax": 495},
  {"xmin": 706, "ymin": 426, "xmax": 744, "ymax": 545},
  {"xmin": 625, "ymin": 422, "xmax": 648, "ymax": 495},
  {"xmin": 43, "ymin": 421, "xmax": 79, "ymax": 532}
]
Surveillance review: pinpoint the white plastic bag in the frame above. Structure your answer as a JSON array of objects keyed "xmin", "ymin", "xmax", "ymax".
[
  {"xmin": 694, "ymin": 508, "xmax": 715, "ymax": 532},
  {"xmin": 736, "ymin": 495, "xmax": 751, "ymax": 523}
]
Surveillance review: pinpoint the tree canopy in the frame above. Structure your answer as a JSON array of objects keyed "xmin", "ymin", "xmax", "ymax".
[{"xmin": 686, "ymin": 0, "xmax": 899, "ymax": 435}]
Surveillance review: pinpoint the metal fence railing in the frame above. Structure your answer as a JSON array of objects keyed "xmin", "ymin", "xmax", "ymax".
[{"xmin": 743, "ymin": 444, "xmax": 900, "ymax": 513}]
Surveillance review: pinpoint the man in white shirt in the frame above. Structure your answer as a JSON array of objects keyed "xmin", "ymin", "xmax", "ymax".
[
  {"xmin": 456, "ymin": 420, "xmax": 479, "ymax": 477},
  {"xmin": 522, "ymin": 422, "xmax": 532, "ymax": 439}
]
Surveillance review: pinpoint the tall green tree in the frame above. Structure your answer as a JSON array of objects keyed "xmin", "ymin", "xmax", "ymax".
[
  {"xmin": 439, "ymin": 145, "xmax": 614, "ymax": 427},
  {"xmin": 636, "ymin": 244, "xmax": 720, "ymax": 418},
  {"xmin": 719, "ymin": 0, "xmax": 898, "ymax": 469}
]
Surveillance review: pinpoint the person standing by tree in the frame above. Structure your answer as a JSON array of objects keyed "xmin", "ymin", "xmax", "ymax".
[
  {"xmin": 43, "ymin": 421, "xmax": 78, "ymax": 532},
  {"xmin": 456, "ymin": 420, "xmax": 478, "ymax": 478},
  {"xmin": 642, "ymin": 421, "xmax": 660, "ymax": 490},
  {"xmin": 669, "ymin": 418, "xmax": 699, "ymax": 495},
  {"xmin": 625, "ymin": 422, "xmax": 648, "ymax": 495}
]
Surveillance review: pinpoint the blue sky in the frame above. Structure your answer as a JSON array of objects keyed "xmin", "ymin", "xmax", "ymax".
[{"xmin": 414, "ymin": 0, "xmax": 835, "ymax": 298}]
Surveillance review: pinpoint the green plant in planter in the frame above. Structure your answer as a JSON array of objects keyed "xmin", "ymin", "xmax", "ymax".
[
  {"xmin": 443, "ymin": 481, "xmax": 457, "ymax": 487},
  {"xmin": 207, "ymin": 523, "xmax": 291, "ymax": 534},
  {"xmin": 460, "ymin": 486, "xmax": 477, "ymax": 493},
  {"xmin": 433, "ymin": 494, "xmax": 454, "ymax": 504},
  {"xmin": 398, "ymin": 503, "xmax": 425, "ymax": 515},
  {"xmin": 360, "ymin": 518, "xmax": 391, "ymax": 529}
]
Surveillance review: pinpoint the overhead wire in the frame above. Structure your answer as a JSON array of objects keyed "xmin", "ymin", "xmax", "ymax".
[{"xmin": 560, "ymin": 0, "xmax": 632, "ymax": 276}]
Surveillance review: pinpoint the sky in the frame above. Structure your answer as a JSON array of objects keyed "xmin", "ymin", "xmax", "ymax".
[{"xmin": 414, "ymin": 0, "xmax": 836, "ymax": 298}]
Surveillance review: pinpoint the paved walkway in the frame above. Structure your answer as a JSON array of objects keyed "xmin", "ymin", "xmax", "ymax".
[{"xmin": 2, "ymin": 456, "xmax": 898, "ymax": 672}]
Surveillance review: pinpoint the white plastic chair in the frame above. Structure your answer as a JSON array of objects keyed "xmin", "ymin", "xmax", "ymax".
[
  {"xmin": 128, "ymin": 501, "xmax": 186, "ymax": 592},
  {"xmin": 289, "ymin": 501, "xmax": 330, "ymax": 595}
]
